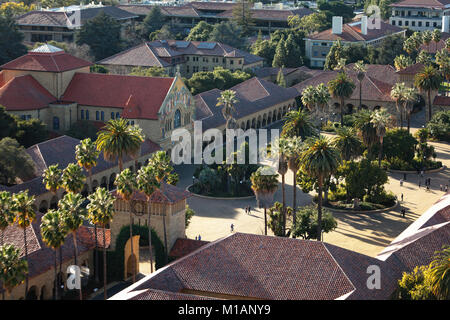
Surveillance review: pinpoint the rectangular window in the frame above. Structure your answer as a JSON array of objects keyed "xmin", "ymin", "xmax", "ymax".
[
  {"xmin": 399, "ymin": 20, "xmax": 402, "ymax": 26},
  {"xmin": 405, "ymin": 21, "xmax": 409, "ymax": 26},
  {"xmin": 230, "ymin": 60, "xmax": 234, "ymax": 65},
  {"xmin": 96, "ymin": 111, "xmax": 99, "ymax": 121},
  {"xmin": 426, "ymin": 22, "xmax": 429, "ymax": 27},
  {"xmin": 418, "ymin": 21, "xmax": 422, "ymax": 27},
  {"xmin": 412, "ymin": 21, "xmax": 415, "ymax": 26},
  {"xmin": 392, "ymin": 20, "xmax": 396, "ymax": 26},
  {"xmin": 81, "ymin": 110, "xmax": 84, "ymax": 120}
]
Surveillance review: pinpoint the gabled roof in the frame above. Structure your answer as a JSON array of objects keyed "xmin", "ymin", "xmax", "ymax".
[
  {"xmin": 111, "ymin": 232, "xmax": 397, "ymax": 300},
  {"xmin": 389, "ymin": 0, "xmax": 450, "ymax": 9},
  {"xmin": 396, "ymin": 62, "xmax": 425, "ymax": 75},
  {"xmin": 195, "ymin": 77, "xmax": 298, "ymax": 130},
  {"xmin": 292, "ymin": 65, "xmax": 397, "ymax": 103},
  {"xmin": 0, "ymin": 48, "xmax": 92, "ymax": 72},
  {"xmin": 0, "ymin": 75, "xmax": 56, "ymax": 111},
  {"xmin": 307, "ymin": 20, "xmax": 404, "ymax": 42},
  {"xmin": 169, "ymin": 238, "xmax": 209, "ymax": 259},
  {"xmin": 98, "ymin": 43, "xmax": 171, "ymax": 68},
  {"xmin": 61, "ymin": 73, "xmax": 175, "ymax": 120}
]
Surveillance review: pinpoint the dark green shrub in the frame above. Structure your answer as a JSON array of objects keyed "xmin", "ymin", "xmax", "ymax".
[{"xmin": 426, "ymin": 110, "xmax": 450, "ymax": 142}]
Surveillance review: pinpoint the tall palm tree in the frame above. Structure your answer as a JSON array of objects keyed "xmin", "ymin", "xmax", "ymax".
[
  {"xmin": 391, "ymin": 82, "xmax": 408, "ymax": 129},
  {"xmin": 300, "ymin": 137, "xmax": 340, "ymax": 241},
  {"xmin": 114, "ymin": 168, "xmax": 138, "ymax": 283},
  {"xmin": 87, "ymin": 188, "xmax": 116, "ymax": 300},
  {"xmin": 301, "ymin": 86, "xmax": 317, "ymax": 112},
  {"xmin": 394, "ymin": 55, "xmax": 413, "ymax": 71},
  {"xmin": 148, "ymin": 151, "xmax": 174, "ymax": 264},
  {"xmin": 61, "ymin": 163, "xmax": 86, "ymax": 194},
  {"xmin": 354, "ymin": 110, "xmax": 378, "ymax": 158},
  {"xmin": 216, "ymin": 89, "xmax": 238, "ymax": 129},
  {"xmin": 353, "ymin": 61, "xmax": 367, "ymax": 110},
  {"xmin": 371, "ymin": 108, "xmax": 392, "ymax": 166},
  {"xmin": 40, "ymin": 209, "xmax": 68, "ymax": 300},
  {"xmin": 276, "ymin": 138, "xmax": 289, "ymax": 234},
  {"xmin": 282, "ymin": 109, "xmax": 316, "ymax": 139},
  {"xmin": 415, "ymin": 65, "xmax": 443, "ymax": 123},
  {"xmin": 422, "ymin": 30, "xmax": 432, "ymax": 50},
  {"xmin": 404, "ymin": 87, "xmax": 418, "ymax": 133},
  {"xmin": 250, "ymin": 166, "xmax": 279, "ymax": 236},
  {"xmin": 42, "ymin": 164, "xmax": 62, "ymax": 197},
  {"xmin": 436, "ymin": 48, "xmax": 450, "ymax": 81},
  {"xmin": 328, "ymin": 72, "xmax": 356, "ymax": 127},
  {"xmin": 0, "ymin": 244, "xmax": 27, "ymax": 300},
  {"xmin": 75, "ymin": 138, "xmax": 100, "ymax": 282},
  {"xmin": 11, "ymin": 191, "xmax": 35, "ymax": 298},
  {"xmin": 284, "ymin": 136, "xmax": 303, "ymax": 228},
  {"xmin": 315, "ymin": 83, "xmax": 331, "ymax": 116},
  {"xmin": 96, "ymin": 119, "xmax": 145, "ymax": 172},
  {"xmin": 333, "ymin": 127, "xmax": 362, "ymax": 161},
  {"xmin": 432, "ymin": 29, "xmax": 442, "ymax": 45},
  {"xmin": 136, "ymin": 164, "xmax": 160, "ymax": 274},
  {"xmin": 58, "ymin": 193, "xmax": 86, "ymax": 300},
  {"xmin": 429, "ymin": 246, "xmax": 450, "ymax": 300},
  {"xmin": 0, "ymin": 191, "xmax": 14, "ymax": 246}
]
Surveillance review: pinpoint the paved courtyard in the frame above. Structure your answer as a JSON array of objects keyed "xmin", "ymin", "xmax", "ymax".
[{"xmin": 176, "ymin": 110, "xmax": 450, "ymax": 257}]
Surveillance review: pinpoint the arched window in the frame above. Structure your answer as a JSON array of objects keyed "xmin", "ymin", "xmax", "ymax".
[
  {"xmin": 86, "ymin": 110, "xmax": 90, "ymax": 120},
  {"xmin": 111, "ymin": 112, "xmax": 115, "ymax": 120},
  {"xmin": 101, "ymin": 111, "xmax": 104, "ymax": 121},
  {"xmin": 174, "ymin": 109, "xmax": 181, "ymax": 129},
  {"xmin": 53, "ymin": 117, "xmax": 60, "ymax": 130},
  {"xmin": 81, "ymin": 110, "xmax": 84, "ymax": 120},
  {"xmin": 96, "ymin": 111, "xmax": 99, "ymax": 120},
  {"xmin": 116, "ymin": 112, "xmax": 120, "ymax": 119}
]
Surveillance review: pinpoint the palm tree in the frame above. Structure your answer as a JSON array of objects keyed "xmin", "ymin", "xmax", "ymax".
[
  {"xmin": 250, "ymin": 166, "xmax": 279, "ymax": 235},
  {"xmin": 58, "ymin": 193, "xmax": 86, "ymax": 300},
  {"xmin": 300, "ymin": 137, "xmax": 340, "ymax": 241},
  {"xmin": 353, "ymin": 61, "xmax": 367, "ymax": 110},
  {"xmin": 394, "ymin": 55, "xmax": 413, "ymax": 71},
  {"xmin": 0, "ymin": 191, "xmax": 14, "ymax": 246},
  {"xmin": 136, "ymin": 164, "xmax": 160, "ymax": 274},
  {"xmin": 42, "ymin": 164, "xmax": 62, "ymax": 197},
  {"xmin": 301, "ymin": 86, "xmax": 317, "ymax": 112},
  {"xmin": 276, "ymin": 138, "xmax": 289, "ymax": 234},
  {"xmin": 429, "ymin": 246, "xmax": 450, "ymax": 300},
  {"xmin": 40, "ymin": 209, "xmax": 68, "ymax": 300},
  {"xmin": 415, "ymin": 65, "xmax": 443, "ymax": 123},
  {"xmin": 114, "ymin": 168, "xmax": 138, "ymax": 283},
  {"xmin": 282, "ymin": 109, "xmax": 316, "ymax": 139},
  {"xmin": 148, "ymin": 151, "xmax": 174, "ymax": 264},
  {"xmin": 333, "ymin": 127, "xmax": 362, "ymax": 161},
  {"xmin": 371, "ymin": 108, "xmax": 392, "ymax": 166},
  {"xmin": 75, "ymin": 138, "xmax": 100, "ymax": 282},
  {"xmin": 436, "ymin": 48, "xmax": 450, "ymax": 81},
  {"xmin": 284, "ymin": 136, "xmax": 303, "ymax": 228},
  {"xmin": 61, "ymin": 163, "xmax": 86, "ymax": 194},
  {"xmin": 354, "ymin": 110, "xmax": 378, "ymax": 158},
  {"xmin": 96, "ymin": 119, "xmax": 145, "ymax": 172},
  {"xmin": 87, "ymin": 188, "xmax": 116, "ymax": 300},
  {"xmin": 391, "ymin": 82, "xmax": 408, "ymax": 129},
  {"xmin": 11, "ymin": 191, "xmax": 35, "ymax": 298},
  {"xmin": 315, "ymin": 83, "xmax": 331, "ymax": 116},
  {"xmin": 432, "ymin": 29, "xmax": 442, "ymax": 45},
  {"xmin": 404, "ymin": 87, "xmax": 418, "ymax": 133},
  {"xmin": 328, "ymin": 72, "xmax": 356, "ymax": 127},
  {"xmin": 216, "ymin": 89, "xmax": 238, "ymax": 129},
  {"xmin": 0, "ymin": 244, "xmax": 27, "ymax": 300},
  {"xmin": 422, "ymin": 30, "xmax": 432, "ymax": 50}
]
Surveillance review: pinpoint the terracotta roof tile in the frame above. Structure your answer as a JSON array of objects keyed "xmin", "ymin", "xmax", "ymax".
[
  {"xmin": 390, "ymin": 0, "xmax": 450, "ymax": 9},
  {"xmin": 169, "ymin": 238, "xmax": 209, "ymax": 259},
  {"xmin": 0, "ymin": 75, "xmax": 56, "ymax": 111},
  {"xmin": 111, "ymin": 182, "xmax": 191, "ymax": 204},
  {"xmin": 433, "ymin": 95, "xmax": 450, "ymax": 106}
]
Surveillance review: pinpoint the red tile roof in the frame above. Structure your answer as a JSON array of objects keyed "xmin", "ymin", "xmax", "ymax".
[
  {"xmin": 420, "ymin": 32, "xmax": 450, "ymax": 54},
  {"xmin": 0, "ymin": 75, "xmax": 56, "ymax": 111},
  {"xmin": 112, "ymin": 182, "xmax": 191, "ymax": 204},
  {"xmin": 169, "ymin": 238, "xmax": 209, "ymax": 259},
  {"xmin": 396, "ymin": 62, "xmax": 425, "ymax": 75},
  {"xmin": 61, "ymin": 73, "xmax": 175, "ymax": 120},
  {"xmin": 0, "ymin": 50, "xmax": 92, "ymax": 72},
  {"xmin": 434, "ymin": 95, "xmax": 450, "ymax": 106},
  {"xmin": 390, "ymin": 0, "xmax": 450, "ymax": 9}
]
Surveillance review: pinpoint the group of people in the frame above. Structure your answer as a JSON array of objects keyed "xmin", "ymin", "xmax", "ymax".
[
  {"xmin": 194, "ymin": 235, "xmax": 202, "ymax": 241},
  {"xmin": 244, "ymin": 205, "xmax": 252, "ymax": 214}
]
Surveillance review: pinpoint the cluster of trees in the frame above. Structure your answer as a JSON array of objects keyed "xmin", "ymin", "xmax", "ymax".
[
  {"xmin": 0, "ymin": 2, "xmax": 35, "ymax": 18},
  {"xmin": 183, "ymin": 67, "xmax": 252, "ymax": 95},
  {"xmin": 426, "ymin": 110, "xmax": 450, "ymax": 142},
  {"xmin": 0, "ymin": 14, "xmax": 27, "ymax": 65},
  {"xmin": 0, "ymin": 119, "xmax": 180, "ymax": 300}
]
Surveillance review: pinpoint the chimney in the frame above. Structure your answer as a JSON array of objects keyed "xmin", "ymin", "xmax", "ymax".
[
  {"xmin": 442, "ymin": 15, "xmax": 450, "ymax": 33},
  {"xmin": 332, "ymin": 16, "xmax": 343, "ymax": 35},
  {"xmin": 361, "ymin": 15, "xmax": 368, "ymax": 35}
]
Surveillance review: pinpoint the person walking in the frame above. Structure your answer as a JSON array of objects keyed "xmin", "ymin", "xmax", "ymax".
[
  {"xmin": 401, "ymin": 208, "xmax": 406, "ymax": 218},
  {"xmin": 400, "ymin": 179, "xmax": 403, "ymax": 187},
  {"xmin": 198, "ymin": 235, "xmax": 201, "ymax": 241},
  {"xmin": 230, "ymin": 223, "xmax": 234, "ymax": 233},
  {"xmin": 401, "ymin": 193, "xmax": 404, "ymax": 202}
]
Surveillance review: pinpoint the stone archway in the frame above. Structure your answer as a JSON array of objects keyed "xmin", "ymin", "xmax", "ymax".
[
  {"xmin": 50, "ymin": 196, "xmax": 58, "ymax": 210},
  {"xmin": 124, "ymin": 235, "xmax": 140, "ymax": 280},
  {"xmin": 26, "ymin": 286, "xmax": 38, "ymax": 300},
  {"xmin": 39, "ymin": 200, "xmax": 48, "ymax": 213},
  {"xmin": 40, "ymin": 285, "xmax": 49, "ymax": 300},
  {"xmin": 109, "ymin": 173, "xmax": 116, "ymax": 190}
]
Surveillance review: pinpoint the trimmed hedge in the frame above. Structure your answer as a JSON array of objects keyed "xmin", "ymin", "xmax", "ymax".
[{"xmin": 96, "ymin": 224, "xmax": 166, "ymax": 282}]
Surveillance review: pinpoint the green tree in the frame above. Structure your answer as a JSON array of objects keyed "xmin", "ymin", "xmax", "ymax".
[
  {"xmin": 284, "ymin": 136, "xmax": 303, "ymax": 227},
  {"xmin": 40, "ymin": 209, "xmax": 67, "ymax": 300},
  {"xmin": 394, "ymin": 55, "xmax": 414, "ymax": 71},
  {"xmin": 353, "ymin": 61, "xmax": 367, "ymax": 110},
  {"xmin": 209, "ymin": 21, "xmax": 243, "ymax": 49},
  {"xmin": 130, "ymin": 66, "xmax": 168, "ymax": 77},
  {"xmin": 414, "ymin": 66, "xmax": 443, "ymax": 123},
  {"xmin": 58, "ymin": 193, "xmax": 86, "ymax": 300},
  {"xmin": 436, "ymin": 48, "xmax": 450, "ymax": 81},
  {"xmin": 276, "ymin": 68, "xmax": 287, "ymax": 87},
  {"xmin": 185, "ymin": 205, "xmax": 195, "ymax": 228},
  {"xmin": 0, "ymin": 191, "xmax": 13, "ymax": 246},
  {"xmin": 371, "ymin": 108, "xmax": 392, "ymax": 166},
  {"xmin": 291, "ymin": 204, "xmax": 337, "ymax": 240},
  {"xmin": 75, "ymin": 12, "xmax": 122, "ymax": 61},
  {"xmin": 300, "ymin": 137, "xmax": 340, "ymax": 240},
  {"xmin": 324, "ymin": 40, "xmax": 344, "ymax": 71},
  {"xmin": 328, "ymin": 72, "xmax": 356, "ymax": 126},
  {"xmin": 267, "ymin": 202, "xmax": 292, "ymax": 237},
  {"xmin": 186, "ymin": 21, "xmax": 214, "ymax": 41},
  {"xmin": 232, "ymin": 0, "xmax": 254, "ymax": 36},
  {"xmin": 428, "ymin": 245, "xmax": 450, "ymax": 299},
  {"xmin": 284, "ymin": 34, "xmax": 303, "ymax": 68},
  {"xmin": 11, "ymin": 191, "xmax": 35, "ymax": 298},
  {"xmin": 0, "ymin": 244, "xmax": 27, "ymax": 300},
  {"xmin": 136, "ymin": 164, "xmax": 160, "ymax": 274},
  {"xmin": 391, "ymin": 82, "xmax": 408, "ymax": 129},
  {"xmin": 87, "ymin": 187, "xmax": 116, "ymax": 300},
  {"xmin": 353, "ymin": 110, "xmax": 378, "ymax": 157},
  {"xmin": 14, "ymin": 118, "xmax": 48, "ymax": 148},
  {"xmin": 61, "ymin": 163, "xmax": 85, "ymax": 194},
  {"xmin": 42, "ymin": 164, "xmax": 62, "ymax": 196},
  {"xmin": 0, "ymin": 16, "xmax": 27, "ymax": 65},
  {"xmin": 0, "ymin": 106, "xmax": 17, "ymax": 139},
  {"xmin": 300, "ymin": 85, "xmax": 317, "ymax": 112},
  {"xmin": 141, "ymin": 6, "xmax": 166, "ymax": 39},
  {"xmin": 282, "ymin": 109, "xmax": 317, "ymax": 139},
  {"xmin": 96, "ymin": 119, "xmax": 145, "ymax": 172},
  {"xmin": 0, "ymin": 138, "xmax": 35, "ymax": 186},
  {"xmin": 288, "ymin": 11, "xmax": 330, "ymax": 34},
  {"xmin": 272, "ymin": 37, "xmax": 288, "ymax": 68},
  {"xmin": 216, "ymin": 89, "xmax": 238, "ymax": 129},
  {"xmin": 333, "ymin": 127, "xmax": 362, "ymax": 161},
  {"xmin": 250, "ymin": 166, "xmax": 279, "ymax": 236}
]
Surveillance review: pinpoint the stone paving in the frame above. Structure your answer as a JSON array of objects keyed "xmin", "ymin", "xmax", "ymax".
[{"xmin": 177, "ymin": 110, "xmax": 450, "ymax": 257}]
